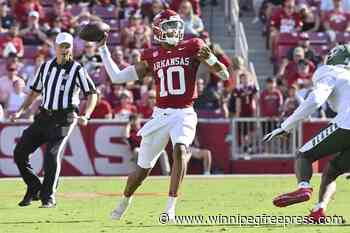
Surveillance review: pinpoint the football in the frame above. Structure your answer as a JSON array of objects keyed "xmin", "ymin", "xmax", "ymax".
[{"xmin": 78, "ymin": 21, "xmax": 110, "ymax": 42}]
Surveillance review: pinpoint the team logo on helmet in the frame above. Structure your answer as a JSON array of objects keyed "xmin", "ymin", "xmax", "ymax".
[
  {"xmin": 152, "ymin": 10, "xmax": 184, "ymax": 45},
  {"xmin": 326, "ymin": 44, "xmax": 350, "ymax": 66}
]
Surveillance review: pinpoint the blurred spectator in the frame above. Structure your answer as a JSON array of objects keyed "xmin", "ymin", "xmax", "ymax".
[
  {"xmin": 194, "ymin": 78, "xmax": 220, "ymax": 114},
  {"xmin": 112, "ymin": 47, "xmax": 130, "ymax": 69},
  {"xmin": 142, "ymin": 0, "xmax": 166, "ymax": 23},
  {"xmin": 323, "ymin": 0, "xmax": 350, "ymax": 32},
  {"xmin": 105, "ymin": 84, "xmax": 125, "ymax": 108},
  {"xmin": 114, "ymin": 92, "xmax": 137, "ymax": 120},
  {"xmin": 280, "ymin": 33, "xmax": 321, "ymax": 71},
  {"xmin": 259, "ymin": 77, "xmax": 283, "ymax": 118},
  {"xmin": 281, "ymin": 84, "xmax": 299, "ymax": 117},
  {"xmin": 285, "ymin": 57, "xmax": 315, "ymax": 88},
  {"xmin": 89, "ymin": 90, "xmax": 113, "ymax": 119},
  {"xmin": 179, "ymin": 0, "xmax": 204, "ymax": 38},
  {"xmin": 5, "ymin": 78, "xmax": 26, "ymax": 117},
  {"xmin": 21, "ymin": 54, "xmax": 45, "ymax": 85},
  {"xmin": 281, "ymin": 46, "xmax": 315, "ymax": 87},
  {"xmin": 0, "ymin": 1, "xmax": 15, "ymax": 32},
  {"xmin": 12, "ymin": 0, "xmax": 44, "ymax": 27},
  {"xmin": 138, "ymin": 89, "xmax": 156, "ymax": 118},
  {"xmin": 170, "ymin": 0, "xmax": 201, "ymax": 16},
  {"xmin": 78, "ymin": 42, "xmax": 102, "ymax": 74},
  {"xmin": 0, "ymin": 24, "xmax": 23, "ymax": 58},
  {"xmin": 298, "ymin": 3, "xmax": 320, "ymax": 32},
  {"xmin": 7, "ymin": 52, "xmax": 24, "ymax": 73},
  {"xmin": 188, "ymin": 135, "xmax": 212, "ymax": 175},
  {"xmin": 231, "ymin": 72, "xmax": 258, "ymax": 118},
  {"xmin": 269, "ymin": 0, "xmax": 302, "ymax": 51},
  {"xmin": 35, "ymin": 40, "xmax": 54, "ymax": 60},
  {"xmin": 45, "ymin": 0, "xmax": 73, "ymax": 32},
  {"xmin": 252, "ymin": 0, "xmax": 264, "ymax": 23},
  {"xmin": 129, "ymin": 49, "xmax": 141, "ymax": 65},
  {"xmin": 321, "ymin": 0, "xmax": 350, "ymax": 13},
  {"xmin": 261, "ymin": 0, "xmax": 284, "ymax": 23},
  {"xmin": 18, "ymin": 10, "xmax": 47, "ymax": 45},
  {"xmin": 0, "ymin": 62, "xmax": 21, "ymax": 105},
  {"xmin": 121, "ymin": 13, "xmax": 151, "ymax": 49}
]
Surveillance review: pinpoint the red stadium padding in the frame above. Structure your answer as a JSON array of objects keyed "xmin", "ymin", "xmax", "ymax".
[{"xmin": 0, "ymin": 120, "xmax": 231, "ymax": 176}]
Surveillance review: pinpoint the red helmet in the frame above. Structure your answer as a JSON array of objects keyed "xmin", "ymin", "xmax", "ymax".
[{"xmin": 152, "ymin": 10, "xmax": 184, "ymax": 45}]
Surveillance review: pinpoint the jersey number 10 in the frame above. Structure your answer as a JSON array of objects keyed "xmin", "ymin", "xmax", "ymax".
[{"xmin": 157, "ymin": 66, "xmax": 186, "ymax": 97}]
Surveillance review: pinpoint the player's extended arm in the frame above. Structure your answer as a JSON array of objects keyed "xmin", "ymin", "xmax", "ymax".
[
  {"xmin": 280, "ymin": 81, "xmax": 334, "ymax": 132},
  {"xmin": 263, "ymin": 75, "xmax": 335, "ymax": 142},
  {"xmin": 99, "ymin": 44, "xmax": 149, "ymax": 84},
  {"xmin": 197, "ymin": 46, "xmax": 229, "ymax": 81}
]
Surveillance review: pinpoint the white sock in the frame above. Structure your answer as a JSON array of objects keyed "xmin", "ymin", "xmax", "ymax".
[
  {"xmin": 166, "ymin": 196, "xmax": 177, "ymax": 212},
  {"xmin": 203, "ymin": 171, "xmax": 210, "ymax": 175},
  {"xmin": 121, "ymin": 195, "xmax": 132, "ymax": 204},
  {"xmin": 313, "ymin": 202, "xmax": 327, "ymax": 211},
  {"xmin": 298, "ymin": 181, "xmax": 311, "ymax": 189}
]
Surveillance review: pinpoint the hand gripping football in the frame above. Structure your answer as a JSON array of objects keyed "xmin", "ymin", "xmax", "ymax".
[{"xmin": 78, "ymin": 21, "xmax": 110, "ymax": 42}]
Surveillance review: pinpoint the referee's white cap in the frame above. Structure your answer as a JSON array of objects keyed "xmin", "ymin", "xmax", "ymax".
[{"xmin": 55, "ymin": 32, "xmax": 73, "ymax": 46}]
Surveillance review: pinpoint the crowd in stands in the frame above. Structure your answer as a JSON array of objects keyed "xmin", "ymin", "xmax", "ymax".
[
  {"xmin": 247, "ymin": 0, "xmax": 344, "ymax": 120},
  {"xmin": 0, "ymin": 0, "xmax": 341, "ymax": 124}
]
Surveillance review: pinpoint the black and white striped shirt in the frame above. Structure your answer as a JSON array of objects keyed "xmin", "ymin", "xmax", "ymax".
[{"xmin": 30, "ymin": 58, "xmax": 96, "ymax": 111}]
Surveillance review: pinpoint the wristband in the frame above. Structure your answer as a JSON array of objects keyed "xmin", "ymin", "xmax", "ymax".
[
  {"xmin": 205, "ymin": 53, "xmax": 218, "ymax": 66},
  {"xmin": 218, "ymin": 69, "xmax": 229, "ymax": 80}
]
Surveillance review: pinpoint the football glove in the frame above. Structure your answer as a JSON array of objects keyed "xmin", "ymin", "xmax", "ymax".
[{"xmin": 262, "ymin": 128, "xmax": 287, "ymax": 142}]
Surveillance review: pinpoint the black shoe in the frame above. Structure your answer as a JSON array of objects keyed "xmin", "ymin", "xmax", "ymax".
[
  {"xmin": 18, "ymin": 189, "xmax": 41, "ymax": 207},
  {"xmin": 39, "ymin": 200, "xmax": 56, "ymax": 208}
]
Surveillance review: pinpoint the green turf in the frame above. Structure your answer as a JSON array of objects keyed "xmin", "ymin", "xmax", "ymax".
[{"xmin": 0, "ymin": 175, "xmax": 349, "ymax": 233}]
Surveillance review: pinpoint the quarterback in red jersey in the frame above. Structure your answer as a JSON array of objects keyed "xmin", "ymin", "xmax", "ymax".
[{"xmin": 98, "ymin": 9, "xmax": 229, "ymax": 221}]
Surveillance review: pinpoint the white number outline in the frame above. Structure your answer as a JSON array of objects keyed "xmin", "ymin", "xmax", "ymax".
[{"xmin": 157, "ymin": 66, "xmax": 186, "ymax": 97}]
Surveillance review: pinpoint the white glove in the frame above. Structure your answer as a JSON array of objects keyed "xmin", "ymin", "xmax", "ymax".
[{"xmin": 262, "ymin": 128, "xmax": 287, "ymax": 142}]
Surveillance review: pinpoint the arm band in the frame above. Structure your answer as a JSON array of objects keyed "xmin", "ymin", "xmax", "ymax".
[
  {"xmin": 218, "ymin": 69, "xmax": 229, "ymax": 80},
  {"xmin": 205, "ymin": 53, "xmax": 218, "ymax": 66}
]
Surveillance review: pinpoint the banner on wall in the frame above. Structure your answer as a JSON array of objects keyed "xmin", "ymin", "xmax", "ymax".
[{"xmin": 0, "ymin": 120, "xmax": 231, "ymax": 177}]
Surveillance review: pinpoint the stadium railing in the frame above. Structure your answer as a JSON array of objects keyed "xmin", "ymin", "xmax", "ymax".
[{"xmin": 230, "ymin": 117, "xmax": 300, "ymax": 160}]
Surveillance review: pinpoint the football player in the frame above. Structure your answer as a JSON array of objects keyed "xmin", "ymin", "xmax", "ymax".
[
  {"xmin": 264, "ymin": 44, "xmax": 350, "ymax": 223},
  {"xmin": 97, "ymin": 10, "xmax": 229, "ymax": 220}
]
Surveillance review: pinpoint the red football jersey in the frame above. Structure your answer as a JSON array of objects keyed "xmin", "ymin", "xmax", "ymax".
[{"xmin": 141, "ymin": 38, "xmax": 205, "ymax": 108}]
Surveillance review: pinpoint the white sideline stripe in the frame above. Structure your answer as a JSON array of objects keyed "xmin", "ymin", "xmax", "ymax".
[
  {"xmin": 51, "ymin": 119, "xmax": 77, "ymax": 200},
  {"xmin": 0, "ymin": 173, "xmax": 334, "ymax": 182}
]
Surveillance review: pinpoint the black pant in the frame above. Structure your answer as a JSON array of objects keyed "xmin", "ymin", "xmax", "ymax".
[
  {"xmin": 298, "ymin": 123, "xmax": 350, "ymax": 173},
  {"xmin": 14, "ymin": 109, "xmax": 76, "ymax": 202}
]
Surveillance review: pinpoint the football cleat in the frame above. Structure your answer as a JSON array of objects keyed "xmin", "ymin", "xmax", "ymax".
[
  {"xmin": 110, "ymin": 197, "xmax": 132, "ymax": 220},
  {"xmin": 307, "ymin": 208, "xmax": 327, "ymax": 224},
  {"xmin": 273, "ymin": 187, "xmax": 313, "ymax": 207}
]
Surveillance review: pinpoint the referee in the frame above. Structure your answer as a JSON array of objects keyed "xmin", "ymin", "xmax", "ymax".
[{"xmin": 10, "ymin": 32, "xmax": 98, "ymax": 208}]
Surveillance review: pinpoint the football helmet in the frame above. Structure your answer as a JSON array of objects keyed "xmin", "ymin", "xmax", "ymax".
[
  {"xmin": 152, "ymin": 10, "xmax": 184, "ymax": 45},
  {"xmin": 326, "ymin": 44, "xmax": 350, "ymax": 66}
]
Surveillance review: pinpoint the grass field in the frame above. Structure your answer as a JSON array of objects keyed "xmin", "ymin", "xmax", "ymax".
[{"xmin": 0, "ymin": 175, "xmax": 350, "ymax": 233}]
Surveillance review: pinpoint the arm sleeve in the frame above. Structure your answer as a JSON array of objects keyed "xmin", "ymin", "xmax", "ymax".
[
  {"xmin": 30, "ymin": 63, "xmax": 45, "ymax": 93},
  {"xmin": 99, "ymin": 45, "xmax": 139, "ymax": 84},
  {"xmin": 77, "ymin": 66, "xmax": 97, "ymax": 96},
  {"xmin": 281, "ymin": 73, "xmax": 336, "ymax": 132}
]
